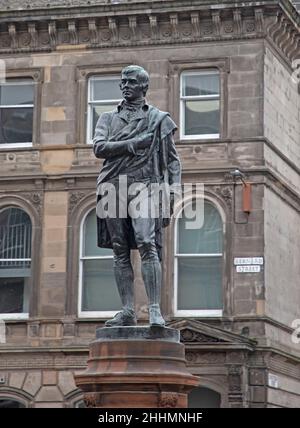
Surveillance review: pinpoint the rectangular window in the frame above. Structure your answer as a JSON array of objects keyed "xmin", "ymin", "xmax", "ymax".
[
  {"xmin": 174, "ymin": 201, "xmax": 223, "ymax": 317},
  {"xmin": 87, "ymin": 76, "xmax": 122, "ymax": 144},
  {"xmin": 180, "ymin": 70, "xmax": 220, "ymax": 140},
  {"xmin": 0, "ymin": 79, "xmax": 34, "ymax": 148}
]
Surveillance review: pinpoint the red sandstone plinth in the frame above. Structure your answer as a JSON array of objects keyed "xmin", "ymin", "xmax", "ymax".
[{"xmin": 74, "ymin": 326, "xmax": 199, "ymax": 408}]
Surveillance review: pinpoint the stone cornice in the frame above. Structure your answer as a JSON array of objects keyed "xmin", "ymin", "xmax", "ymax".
[{"xmin": 0, "ymin": 2, "xmax": 298, "ymax": 64}]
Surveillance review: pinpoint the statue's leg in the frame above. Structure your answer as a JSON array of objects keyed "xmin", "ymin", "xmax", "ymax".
[
  {"xmin": 105, "ymin": 218, "xmax": 136, "ymax": 326},
  {"xmin": 112, "ymin": 242, "xmax": 135, "ymax": 313},
  {"xmin": 133, "ymin": 217, "xmax": 165, "ymax": 327}
]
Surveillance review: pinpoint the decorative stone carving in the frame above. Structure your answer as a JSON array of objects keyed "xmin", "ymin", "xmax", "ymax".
[
  {"xmin": 181, "ymin": 328, "xmax": 224, "ymax": 343},
  {"xmin": 149, "ymin": 15, "xmax": 158, "ymax": 40},
  {"xmin": 191, "ymin": 12, "xmax": 200, "ymax": 38},
  {"xmin": 233, "ymin": 10, "xmax": 242, "ymax": 35},
  {"xmin": 0, "ymin": 3, "xmax": 297, "ymax": 64},
  {"xmin": 255, "ymin": 8, "xmax": 264, "ymax": 34},
  {"xmin": 158, "ymin": 392, "xmax": 178, "ymax": 408},
  {"xmin": 28, "ymin": 22, "xmax": 38, "ymax": 48},
  {"xmin": 212, "ymin": 185, "xmax": 233, "ymax": 210},
  {"xmin": 20, "ymin": 33, "xmax": 31, "ymax": 47},
  {"xmin": 101, "ymin": 30, "xmax": 111, "ymax": 42},
  {"xmin": 228, "ymin": 365, "xmax": 243, "ymax": 393},
  {"xmin": 22, "ymin": 192, "xmax": 43, "ymax": 215},
  {"xmin": 84, "ymin": 393, "xmax": 100, "ymax": 408},
  {"xmin": 88, "ymin": 19, "xmax": 98, "ymax": 44},
  {"xmin": 245, "ymin": 21, "xmax": 256, "ymax": 33},
  {"xmin": 170, "ymin": 13, "xmax": 179, "ymax": 39},
  {"xmin": 224, "ymin": 23, "xmax": 234, "ymax": 34},
  {"xmin": 129, "ymin": 16, "xmax": 137, "ymax": 41},
  {"xmin": 0, "ymin": 36, "xmax": 10, "ymax": 48},
  {"xmin": 8, "ymin": 23, "xmax": 17, "ymax": 49},
  {"xmin": 212, "ymin": 11, "xmax": 221, "ymax": 36},
  {"xmin": 108, "ymin": 18, "xmax": 118, "ymax": 43},
  {"xmin": 68, "ymin": 21, "xmax": 78, "ymax": 45},
  {"xmin": 68, "ymin": 191, "xmax": 87, "ymax": 215},
  {"xmin": 202, "ymin": 25, "xmax": 213, "ymax": 36},
  {"xmin": 48, "ymin": 21, "xmax": 57, "ymax": 47}
]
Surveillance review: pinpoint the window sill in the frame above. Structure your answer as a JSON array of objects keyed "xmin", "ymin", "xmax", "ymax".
[
  {"xmin": 174, "ymin": 310, "xmax": 223, "ymax": 317},
  {"xmin": 0, "ymin": 143, "xmax": 33, "ymax": 150},
  {"xmin": 0, "ymin": 313, "xmax": 29, "ymax": 320},
  {"xmin": 78, "ymin": 310, "xmax": 118, "ymax": 319}
]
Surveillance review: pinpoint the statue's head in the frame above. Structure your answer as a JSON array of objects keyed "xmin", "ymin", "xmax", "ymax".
[{"xmin": 120, "ymin": 65, "xmax": 149, "ymax": 101}]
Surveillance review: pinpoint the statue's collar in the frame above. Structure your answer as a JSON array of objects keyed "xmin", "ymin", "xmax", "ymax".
[{"xmin": 117, "ymin": 99, "xmax": 149, "ymax": 112}]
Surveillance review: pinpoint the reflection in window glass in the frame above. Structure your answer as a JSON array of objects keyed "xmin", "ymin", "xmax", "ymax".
[
  {"xmin": 80, "ymin": 210, "xmax": 121, "ymax": 315},
  {"xmin": 0, "ymin": 399, "xmax": 26, "ymax": 408},
  {"xmin": 181, "ymin": 70, "xmax": 220, "ymax": 139},
  {"xmin": 0, "ymin": 80, "xmax": 34, "ymax": 145},
  {"xmin": 87, "ymin": 76, "xmax": 122, "ymax": 143},
  {"xmin": 175, "ymin": 201, "xmax": 223, "ymax": 313},
  {"xmin": 0, "ymin": 208, "xmax": 32, "ymax": 314}
]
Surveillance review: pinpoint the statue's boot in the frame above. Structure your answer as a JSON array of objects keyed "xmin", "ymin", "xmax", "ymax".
[
  {"xmin": 141, "ymin": 261, "xmax": 165, "ymax": 327},
  {"xmin": 105, "ymin": 265, "xmax": 137, "ymax": 327}
]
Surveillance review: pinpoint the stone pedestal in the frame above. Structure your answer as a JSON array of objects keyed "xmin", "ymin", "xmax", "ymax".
[{"xmin": 74, "ymin": 326, "xmax": 199, "ymax": 408}]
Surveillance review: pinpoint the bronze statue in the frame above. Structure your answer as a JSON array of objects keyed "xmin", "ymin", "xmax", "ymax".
[{"xmin": 93, "ymin": 65, "xmax": 181, "ymax": 327}]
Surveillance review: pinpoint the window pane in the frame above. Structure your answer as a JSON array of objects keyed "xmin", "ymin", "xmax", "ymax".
[
  {"xmin": 0, "ymin": 82, "xmax": 34, "ymax": 106},
  {"xmin": 182, "ymin": 73, "xmax": 219, "ymax": 97},
  {"xmin": 0, "ymin": 277, "xmax": 29, "ymax": 313},
  {"xmin": 184, "ymin": 99, "xmax": 219, "ymax": 136},
  {"xmin": 177, "ymin": 257, "xmax": 222, "ymax": 310},
  {"xmin": 0, "ymin": 400, "xmax": 26, "ymax": 408},
  {"xmin": 83, "ymin": 210, "xmax": 113, "ymax": 257},
  {"xmin": 0, "ymin": 208, "xmax": 32, "ymax": 261},
  {"xmin": 82, "ymin": 259, "xmax": 121, "ymax": 312},
  {"xmin": 0, "ymin": 208, "xmax": 31, "ymax": 314},
  {"xmin": 91, "ymin": 104, "xmax": 118, "ymax": 139},
  {"xmin": 188, "ymin": 387, "xmax": 221, "ymax": 408},
  {"xmin": 0, "ymin": 107, "xmax": 33, "ymax": 144},
  {"xmin": 178, "ymin": 202, "xmax": 222, "ymax": 254},
  {"xmin": 90, "ymin": 78, "xmax": 122, "ymax": 101}
]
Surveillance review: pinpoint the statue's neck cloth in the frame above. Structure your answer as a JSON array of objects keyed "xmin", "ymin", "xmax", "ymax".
[{"xmin": 122, "ymin": 98, "xmax": 146, "ymax": 112}]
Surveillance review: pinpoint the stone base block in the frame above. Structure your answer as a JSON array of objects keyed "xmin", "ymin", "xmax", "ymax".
[{"xmin": 75, "ymin": 326, "xmax": 198, "ymax": 408}]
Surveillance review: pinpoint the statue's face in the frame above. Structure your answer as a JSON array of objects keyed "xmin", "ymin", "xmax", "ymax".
[{"xmin": 120, "ymin": 70, "xmax": 145, "ymax": 101}]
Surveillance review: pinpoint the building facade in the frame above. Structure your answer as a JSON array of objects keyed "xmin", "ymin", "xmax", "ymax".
[{"xmin": 0, "ymin": 0, "xmax": 299, "ymax": 408}]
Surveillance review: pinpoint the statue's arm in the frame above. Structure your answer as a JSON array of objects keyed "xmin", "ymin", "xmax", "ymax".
[
  {"xmin": 93, "ymin": 113, "xmax": 154, "ymax": 159},
  {"xmin": 166, "ymin": 132, "xmax": 181, "ymax": 186},
  {"xmin": 93, "ymin": 113, "xmax": 139, "ymax": 159}
]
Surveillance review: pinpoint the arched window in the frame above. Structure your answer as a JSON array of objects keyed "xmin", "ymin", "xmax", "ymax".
[
  {"xmin": 0, "ymin": 398, "xmax": 26, "ymax": 408},
  {"xmin": 174, "ymin": 200, "xmax": 223, "ymax": 316},
  {"xmin": 188, "ymin": 387, "xmax": 221, "ymax": 408},
  {"xmin": 0, "ymin": 207, "xmax": 32, "ymax": 319},
  {"xmin": 78, "ymin": 209, "xmax": 121, "ymax": 317}
]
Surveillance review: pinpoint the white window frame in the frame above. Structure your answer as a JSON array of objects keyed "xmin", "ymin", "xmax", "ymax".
[
  {"xmin": 0, "ymin": 207, "xmax": 31, "ymax": 320},
  {"xmin": 174, "ymin": 198, "xmax": 223, "ymax": 317},
  {"xmin": 180, "ymin": 70, "xmax": 220, "ymax": 141},
  {"xmin": 78, "ymin": 208, "xmax": 116, "ymax": 319},
  {"xmin": 0, "ymin": 79, "xmax": 34, "ymax": 149},
  {"xmin": 86, "ymin": 75, "xmax": 122, "ymax": 145}
]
